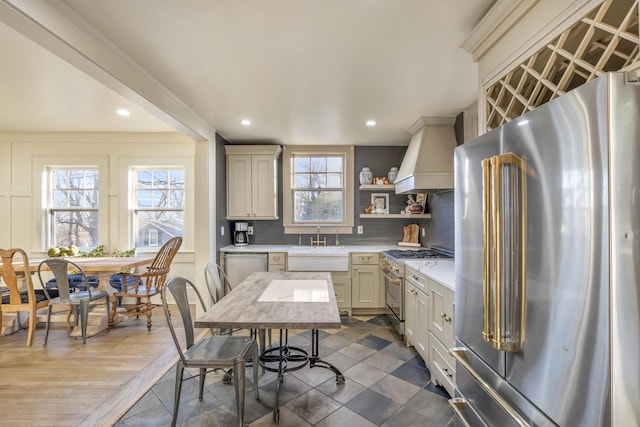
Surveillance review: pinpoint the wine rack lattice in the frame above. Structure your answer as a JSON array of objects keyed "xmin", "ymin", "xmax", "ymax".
[{"xmin": 486, "ymin": 0, "xmax": 639, "ymax": 131}]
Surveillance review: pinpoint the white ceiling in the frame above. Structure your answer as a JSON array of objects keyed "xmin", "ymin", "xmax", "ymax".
[{"xmin": 0, "ymin": 0, "xmax": 494, "ymax": 145}]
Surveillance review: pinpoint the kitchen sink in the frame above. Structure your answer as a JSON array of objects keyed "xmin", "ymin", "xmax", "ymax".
[{"xmin": 287, "ymin": 246, "xmax": 349, "ymax": 271}]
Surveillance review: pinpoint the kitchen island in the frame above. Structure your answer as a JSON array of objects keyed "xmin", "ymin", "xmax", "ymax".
[{"xmin": 195, "ymin": 271, "xmax": 344, "ymax": 422}]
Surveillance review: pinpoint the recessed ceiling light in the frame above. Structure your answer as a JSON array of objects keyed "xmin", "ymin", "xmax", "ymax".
[
  {"xmin": 366, "ymin": 120, "xmax": 376, "ymax": 126},
  {"xmin": 116, "ymin": 109, "xmax": 131, "ymax": 116},
  {"xmin": 241, "ymin": 119, "xmax": 251, "ymax": 126}
]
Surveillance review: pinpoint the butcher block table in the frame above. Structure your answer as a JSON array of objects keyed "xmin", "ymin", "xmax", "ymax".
[{"xmin": 195, "ymin": 271, "xmax": 344, "ymax": 422}]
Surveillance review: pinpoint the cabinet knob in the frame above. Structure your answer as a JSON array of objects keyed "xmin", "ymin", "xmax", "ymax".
[
  {"xmin": 274, "ymin": 256, "xmax": 280, "ymax": 261},
  {"xmin": 440, "ymin": 312, "xmax": 445, "ymax": 318},
  {"xmin": 353, "ymin": 266, "xmax": 357, "ymax": 270},
  {"xmin": 444, "ymin": 315, "xmax": 452, "ymax": 322}
]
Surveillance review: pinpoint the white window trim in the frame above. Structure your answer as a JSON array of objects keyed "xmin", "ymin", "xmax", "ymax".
[
  {"xmin": 32, "ymin": 155, "xmax": 108, "ymax": 252},
  {"xmin": 282, "ymin": 145, "xmax": 354, "ymax": 234},
  {"xmin": 119, "ymin": 157, "xmax": 193, "ymax": 253}
]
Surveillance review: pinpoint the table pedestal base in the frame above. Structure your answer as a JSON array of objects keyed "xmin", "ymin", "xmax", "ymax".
[{"xmin": 259, "ymin": 329, "xmax": 345, "ymax": 422}]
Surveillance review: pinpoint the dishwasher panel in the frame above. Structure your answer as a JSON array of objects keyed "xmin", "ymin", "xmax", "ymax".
[{"xmin": 224, "ymin": 253, "xmax": 269, "ymax": 290}]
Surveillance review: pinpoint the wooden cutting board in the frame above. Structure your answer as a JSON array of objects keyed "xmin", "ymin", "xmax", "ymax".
[{"xmin": 399, "ymin": 224, "xmax": 420, "ymax": 246}]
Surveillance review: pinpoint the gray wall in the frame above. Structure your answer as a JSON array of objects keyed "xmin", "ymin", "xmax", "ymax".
[
  {"xmin": 418, "ymin": 191, "xmax": 454, "ymax": 249},
  {"xmin": 216, "ymin": 138, "xmax": 455, "ymax": 251}
]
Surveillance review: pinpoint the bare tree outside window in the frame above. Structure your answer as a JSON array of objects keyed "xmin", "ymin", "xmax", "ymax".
[
  {"xmin": 293, "ymin": 155, "xmax": 344, "ymax": 223},
  {"xmin": 133, "ymin": 168, "xmax": 184, "ymax": 248},
  {"xmin": 49, "ymin": 168, "xmax": 99, "ymax": 248}
]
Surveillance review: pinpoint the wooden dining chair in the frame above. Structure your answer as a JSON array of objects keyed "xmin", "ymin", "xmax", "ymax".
[
  {"xmin": 0, "ymin": 248, "xmax": 52, "ymax": 346},
  {"xmin": 109, "ymin": 236, "xmax": 182, "ymax": 331},
  {"xmin": 162, "ymin": 276, "xmax": 259, "ymax": 427}
]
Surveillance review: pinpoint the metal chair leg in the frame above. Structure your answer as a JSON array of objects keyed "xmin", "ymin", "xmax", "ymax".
[
  {"xmin": 171, "ymin": 362, "xmax": 184, "ymax": 427},
  {"xmin": 253, "ymin": 342, "xmax": 260, "ymax": 401},
  {"xmin": 44, "ymin": 306, "xmax": 53, "ymax": 345},
  {"xmin": 80, "ymin": 301, "xmax": 89, "ymax": 344},
  {"xmin": 234, "ymin": 357, "xmax": 246, "ymax": 427},
  {"xmin": 198, "ymin": 367, "xmax": 206, "ymax": 400}
]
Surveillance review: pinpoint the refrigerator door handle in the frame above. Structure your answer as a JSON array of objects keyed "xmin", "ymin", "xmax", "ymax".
[
  {"xmin": 482, "ymin": 158, "xmax": 493, "ymax": 342},
  {"xmin": 450, "ymin": 347, "xmax": 531, "ymax": 427},
  {"xmin": 483, "ymin": 153, "xmax": 528, "ymax": 352},
  {"xmin": 448, "ymin": 397, "xmax": 473, "ymax": 427}
]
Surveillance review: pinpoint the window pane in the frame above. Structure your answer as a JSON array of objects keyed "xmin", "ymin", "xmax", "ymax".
[
  {"xmin": 51, "ymin": 210, "xmax": 99, "ymax": 248},
  {"xmin": 134, "ymin": 210, "xmax": 183, "ymax": 248},
  {"xmin": 310, "ymin": 173, "xmax": 326, "ymax": 188},
  {"xmin": 169, "ymin": 170, "xmax": 184, "ymax": 187},
  {"xmin": 137, "ymin": 190, "xmax": 153, "ymax": 208},
  {"xmin": 85, "ymin": 170, "xmax": 99, "ymax": 188},
  {"xmin": 169, "ymin": 189, "xmax": 185, "ymax": 208},
  {"xmin": 79, "ymin": 188, "xmax": 98, "ymax": 208},
  {"xmin": 327, "ymin": 173, "xmax": 342, "ymax": 187},
  {"xmin": 326, "ymin": 157, "xmax": 343, "ymax": 172},
  {"xmin": 53, "ymin": 190, "xmax": 69, "ymax": 207},
  {"xmin": 294, "ymin": 156, "xmax": 310, "ymax": 173},
  {"xmin": 294, "ymin": 191, "xmax": 343, "ymax": 222},
  {"xmin": 310, "ymin": 157, "xmax": 325, "ymax": 172},
  {"xmin": 137, "ymin": 171, "xmax": 153, "ymax": 189},
  {"xmin": 294, "ymin": 174, "xmax": 310, "ymax": 189},
  {"xmin": 152, "ymin": 170, "xmax": 168, "ymax": 186},
  {"xmin": 151, "ymin": 190, "xmax": 165, "ymax": 208}
]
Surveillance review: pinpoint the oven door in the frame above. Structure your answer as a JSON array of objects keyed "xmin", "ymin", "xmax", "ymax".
[{"xmin": 381, "ymin": 265, "xmax": 404, "ymax": 334}]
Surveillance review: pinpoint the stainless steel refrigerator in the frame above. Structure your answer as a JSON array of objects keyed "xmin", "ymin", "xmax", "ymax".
[{"xmin": 452, "ymin": 72, "xmax": 639, "ymax": 426}]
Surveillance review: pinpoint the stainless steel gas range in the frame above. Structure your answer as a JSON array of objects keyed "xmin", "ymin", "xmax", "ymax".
[{"xmin": 380, "ymin": 246, "xmax": 454, "ymax": 335}]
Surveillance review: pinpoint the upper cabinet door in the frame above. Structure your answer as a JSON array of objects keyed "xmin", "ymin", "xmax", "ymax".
[
  {"xmin": 227, "ymin": 154, "xmax": 253, "ymax": 218},
  {"xmin": 251, "ymin": 154, "xmax": 277, "ymax": 218},
  {"xmin": 226, "ymin": 145, "xmax": 281, "ymax": 220}
]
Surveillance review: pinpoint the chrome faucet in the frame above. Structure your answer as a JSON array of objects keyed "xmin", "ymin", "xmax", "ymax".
[{"xmin": 310, "ymin": 226, "xmax": 327, "ymax": 246}]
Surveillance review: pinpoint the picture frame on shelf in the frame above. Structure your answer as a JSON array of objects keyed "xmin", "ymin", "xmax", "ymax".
[{"xmin": 371, "ymin": 193, "xmax": 389, "ymax": 214}]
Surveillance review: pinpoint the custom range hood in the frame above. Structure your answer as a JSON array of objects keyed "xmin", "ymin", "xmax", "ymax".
[{"xmin": 394, "ymin": 116, "xmax": 457, "ymax": 194}]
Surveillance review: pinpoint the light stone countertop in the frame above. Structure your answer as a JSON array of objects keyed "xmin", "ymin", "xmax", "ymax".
[
  {"xmin": 220, "ymin": 244, "xmax": 411, "ymax": 253},
  {"xmin": 404, "ymin": 259, "xmax": 455, "ymax": 291}
]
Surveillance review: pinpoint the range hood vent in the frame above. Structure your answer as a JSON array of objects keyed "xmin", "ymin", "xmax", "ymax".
[{"xmin": 394, "ymin": 116, "xmax": 457, "ymax": 194}]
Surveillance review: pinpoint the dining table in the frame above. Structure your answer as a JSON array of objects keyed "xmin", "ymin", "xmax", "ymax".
[
  {"xmin": 12, "ymin": 255, "xmax": 155, "ymax": 337},
  {"xmin": 194, "ymin": 271, "xmax": 344, "ymax": 422}
]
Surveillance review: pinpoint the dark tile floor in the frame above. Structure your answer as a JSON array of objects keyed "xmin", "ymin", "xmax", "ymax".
[{"xmin": 115, "ymin": 315, "xmax": 454, "ymax": 426}]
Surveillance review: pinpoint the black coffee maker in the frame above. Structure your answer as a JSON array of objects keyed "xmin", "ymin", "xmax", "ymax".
[{"xmin": 234, "ymin": 222, "xmax": 249, "ymax": 247}]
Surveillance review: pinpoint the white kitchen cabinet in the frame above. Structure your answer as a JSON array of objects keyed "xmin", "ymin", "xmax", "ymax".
[
  {"xmin": 405, "ymin": 265, "xmax": 429, "ymax": 362},
  {"xmin": 331, "ymin": 271, "xmax": 352, "ymax": 316},
  {"xmin": 405, "ymin": 282, "xmax": 418, "ymax": 345},
  {"xmin": 428, "ymin": 278, "xmax": 456, "ymax": 397},
  {"xmin": 351, "ymin": 252, "xmax": 381, "ymax": 308},
  {"xmin": 226, "ymin": 145, "xmax": 281, "ymax": 220},
  {"xmin": 268, "ymin": 252, "xmax": 286, "ymax": 272}
]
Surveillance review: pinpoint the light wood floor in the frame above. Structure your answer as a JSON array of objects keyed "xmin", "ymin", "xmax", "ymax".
[{"xmin": 0, "ymin": 310, "xmax": 187, "ymax": 427}]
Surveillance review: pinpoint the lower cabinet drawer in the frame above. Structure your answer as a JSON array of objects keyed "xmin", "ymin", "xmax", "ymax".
[
  {"xmin": 268, "ymin": 252, "xmax": 286, "ymax": 265},
  {"xmin": 429, "ymin": 331, "xmax": 455, "ymax": 397}
]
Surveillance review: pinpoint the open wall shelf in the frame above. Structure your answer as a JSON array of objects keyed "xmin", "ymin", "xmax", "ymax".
[{"xmin": 359, "ymin": 213, "xmax": 431, "ymax": 219}]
